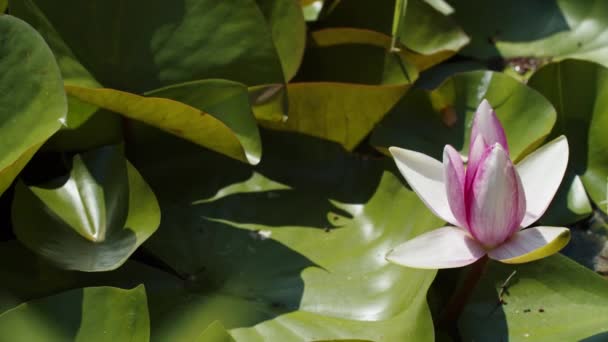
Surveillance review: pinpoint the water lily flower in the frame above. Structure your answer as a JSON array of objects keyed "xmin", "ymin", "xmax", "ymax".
[{"xmin": 386, "ymin": 99, "xmax": 570, "ymax": 269}]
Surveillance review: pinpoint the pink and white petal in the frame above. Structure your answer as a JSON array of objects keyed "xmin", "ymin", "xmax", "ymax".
[
  {"xmin": 465, "ymin": 135, "xmax": 489, "ymax": 194},
  {"xmin": 488, "ymin": 226, "xmax": 570, "ymax": 264},
  {"xmin": 467, "ymin": 144, "xmax": 526, "ymax": 248},
  {"xmin": 443, "ymin": 145, "xmax": 467, "ymax": 228},
  {"xmin": 386, "ymin": 227, "xmax": 486, "ymax": 269},
  {"xmin": 470, "ymin": 99, "xmax": 509, "ymax": 153},
  {"xmin": 390, "ymin": 147, "xmax": 459, "ymax": 226},
  {"xmin": 516, "ymin": 136, "xmax": 569, "ymax": 227}
]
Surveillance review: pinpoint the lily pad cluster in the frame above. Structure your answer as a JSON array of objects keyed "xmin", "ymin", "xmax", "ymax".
[{"xmin": 1, "ymin": 0, "xmax": 608, "ymax": 341}]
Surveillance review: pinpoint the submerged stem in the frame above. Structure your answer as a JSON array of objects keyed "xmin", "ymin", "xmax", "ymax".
[{"xmin": 439, "ymin": 255, "xmax": 489, "ymax": 329}]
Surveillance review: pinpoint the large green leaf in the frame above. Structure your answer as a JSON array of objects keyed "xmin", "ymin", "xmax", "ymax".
[
  {"xmin": 12, "ymin": 145, "xmax": 160, "ymax": 271},
  {"xmin": 11, "ymin": 0, "xmax": 285, "ymax": 92},
  {"xmin": 128, "ymin": 127, "xmax": 443, "ymax": 341},
  {"xmin": 460, "ymin": 254, "xmax": 608, "ymax": 341},
  {"xmin": 451, "ymin": 0, "xmax": 608, "ymax": 68},
  {"xmin": 528, "ymin": 59, "xmax": 608, "ymax": 216},
  {"xmin": 0, "ymin": 15, "xmax": 66, "ymax": 195},
  {"xmin": 260, "ymin": 83, "xmax": 409, "ymax": 151},
  {"xmin": 255, "ymin": 0, "xmax": 306, "ymax": 81},
  {"xmin": 66, "ymin": 79, "xmax": 262, "ymax": 165},
  {"xmin": 371, "ymin": 70, "xmax": 556, "ymax": 161},
  {"xmin": 0, "ymin": 286, "xmax": 149, "ymax": 341}
]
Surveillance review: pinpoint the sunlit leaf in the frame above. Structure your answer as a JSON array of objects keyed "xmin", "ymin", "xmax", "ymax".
[
  {"xmin": 66, "ymin": 80, "xmax": 262, "ymax": 165},
  {"xmin": 128, "ymin": 127, "xmax": 442, "ymax": 341},
  {"xmin": 0, "ymin": 286, "xmax": 149, "ymax": 342},
  {"xmin": 261, "ymin": 83, "xmax": 409, "ymax": 150}
]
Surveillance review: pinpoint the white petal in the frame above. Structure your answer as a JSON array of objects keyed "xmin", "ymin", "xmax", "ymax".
[
  {"xmin": 386, "ymin": 227, "xmax": 486, "ymax": 269},
  {"xmin": 389, "ymin": 147, "xmax": 459, "ymax": 226},
  {"xmin": 516, "ymin": 136, "xmax": 569, "ymax": 227},
  {"xmin": 488, "ymin": 226, "xmax": 570, "ymax": 264}
]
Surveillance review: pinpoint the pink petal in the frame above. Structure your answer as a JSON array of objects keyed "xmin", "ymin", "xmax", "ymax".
[
  {"xmin": 389, "ymin": 147, "xmax": 460, "ymax": 226},
  {"xmin": 488, "ymin": 226, "xmax": 570, "ymax": 263},
  {"xmin": 386, "ymin": 227, "xmax": 486, "ymax": 269},
  {"xmin": 465, "ymin": 135, "xmax": 489, "ymax": 195},
  {"xmin": 467, "ymin": 144, "xmax": 526, "ymax": 248},
  {"xmin": 470, "ymin": 99, "xmax": 509, "ymax": 154},
  {"xmin": 516, "ymin": 136, "xmax": 569, "ymax": 227},
  {"xmin": 443, "ymin": 145, "xmax": 467, "ymax": 228}
]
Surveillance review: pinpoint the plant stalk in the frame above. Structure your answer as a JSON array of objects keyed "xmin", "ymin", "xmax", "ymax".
[{"xmin": 439, "ymin": 255, "xmax": 489, "ymax": 328}]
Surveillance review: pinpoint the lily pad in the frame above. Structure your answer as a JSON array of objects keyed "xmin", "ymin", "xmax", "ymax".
[
  {"xmin": 371, "ymin": 70, "xmax": 556, "ymax": 161},
  {"xmin": 11, "ymin": 0, "xmax": 285, "ymax": 92},
  {"xmin": 12, "ymin": 145, "xmax": 160, "ymax": 271},
  {"xmin": 451, "ymin": 0, "xmax": 608, "ymax": 68},
  {"xmin": 460, "ymin": 254, "xmax": 608, "ymax": 341},
  {"xmin": 66, "ymin": 79, "xmax": 262, "ymax": 165},
  {"xmin": 0, "ymin": 15, "xmax": 66, "ymax": 195},
  {"xmin": 528, "ymin": 59, "xmax": 608, "ymax": 215},
  {"xmin": 260, "ymin": 82, "xmax": 409, "ymax": 151},
  {"xmin": 0, "ymin": 286, "xmax": 149, "ymax": 342},
  {"xmin": 128, "ymin": 126, "xmax": 444, "ymax": 341}
]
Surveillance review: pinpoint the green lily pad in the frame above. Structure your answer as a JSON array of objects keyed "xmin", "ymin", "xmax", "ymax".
[
  {"xmin": 371, "ymin": 70, "xmax": 556, "ymax": 161},
  {"xmin": 528, "ymin": 59, "xmax": 608, "ymax": 215},
  {"xmin": 66, "ymin": 79, "xmax": 262, "ymax": 165},
  {"xmin": 255, "ymin": 0, "xmax": 306, "ymax": 81},
  {"xmin": 0, "ymin": 286, "xmax": 149, "ymax": 341},
  {"xmin": 11, "ymin": 0, "xmax": 285, "ymax": 92},
  {"xmin": 0, "ymin": 15, "xmax": 67, "ymax": 196},
  {"xmin": 460, "ymin": 254, "xmax": 608, "ymax": 341},
  {"xmin": 129, "ymin": 127, "xmax": 443, "ymax": 341},
  {"xmin": 451, "ymin": 0, "xmax": 608, "ymax": 68},
  {"xmin": 12, "ymin": 145, "xmax": 160, "ymax": 271},
  {"xmin": 260, "ymin": 82, "xmax": 409, "ymax": 151}
]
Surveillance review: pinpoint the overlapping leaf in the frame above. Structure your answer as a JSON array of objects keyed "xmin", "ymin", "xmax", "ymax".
[
  {"xmin": 260, "ymin": 83, "xmax": 409, "ymax": 151},
  {"xmin": 12, "ymin": 145, "xmax": 160, "ymax": 271}
]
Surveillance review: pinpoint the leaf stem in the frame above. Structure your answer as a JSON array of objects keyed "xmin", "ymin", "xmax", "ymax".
[{"xmin": 439, "ymin": 255, "xmax": 489, "ymax": 330}]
